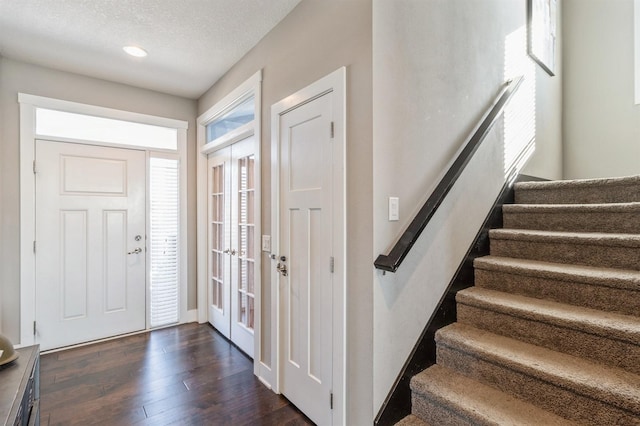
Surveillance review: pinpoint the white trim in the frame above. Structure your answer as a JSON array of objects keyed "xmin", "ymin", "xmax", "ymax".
[
  {"xmin": 196, "ymin": 71, "xmax": 263, "ymax": 375},
  {"xmin": 186, "ymin": 309, "xmax": 199, "ymax": 323},
  {"xmin": 197, "ymin": 71, "xmax": 262, "ymax": 126},
  {"xmin": 30, "ymin": 134, "xmax": 180, "ymax": 154},
  {"xmin": 270, "ymin": 67, "xmax": 347, "ymax": 425},
  {"xmin": 635, "ymin": 0, "xmax": 640, "ymax": 104},
  {"xmin": 18, "ymin": 93, "xmax": 188, "ymax": 130},
  {"xmin": 18, "ymin": 94, "xmax": 189, "ymax": 347},
  {"xmin": 19, "ymin": 102, "xmax": 37, "ymax": 347}
]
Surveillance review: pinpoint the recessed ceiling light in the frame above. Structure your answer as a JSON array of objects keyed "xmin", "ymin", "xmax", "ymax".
[{"xmin": 123, "ymin": 46, "xmax": 148, "ymax": 58}]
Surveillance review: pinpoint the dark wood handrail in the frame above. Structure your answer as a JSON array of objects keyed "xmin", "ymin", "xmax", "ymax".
[{"xmin": 374, "ymin": 76, "xmax": 524, "ymax": 273}]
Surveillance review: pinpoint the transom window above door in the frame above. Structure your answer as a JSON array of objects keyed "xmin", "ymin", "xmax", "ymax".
[
  {"xmin": 206, "ymin": 95, "xmax": 255, "ymax": 144},
  {"xmin": 36, "ymin": 108, "xmax": 178, "ymax": 151}
]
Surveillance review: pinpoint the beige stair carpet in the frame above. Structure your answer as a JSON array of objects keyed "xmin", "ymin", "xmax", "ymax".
[{"xmin": 399, "ymin": 175, "xmax": 640, "ymax": 425}]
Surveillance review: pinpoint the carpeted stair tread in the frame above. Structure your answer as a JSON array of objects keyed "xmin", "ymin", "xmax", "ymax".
[
  {"xmin": 410, "ymin": 364, "xmax": 576, "ymax": 426},
  {"xmin": 515, "ymin": 175, "xmax": 640, "ymax": 191},
  {"xmin": 505, "ymin": 202, "xmax": 640, "ymax": 213},
  {"xmin": 473, "ymin": 256, "xmax": 640, "ymax": 316},
  {"xmin": 457, "ymin": 287, "xmax": 640, "ymax": 344},
  {"xmin": 474, "ymin": 255, "xmax": 640, "ymax": 292},
  {"xmin": 489, "ymin": 228, "xmax": 640, "ymax": 247},
  {"xmin": 395, "ymin": 414, "xmax": 431, "ymax": 426},
  {"xmin": 514, "ymin": 175, "xmax": 640, "ymax": 204},
  {"xmin": 436, "ymin": 323, "xmax": 640, "ymax": 415},
  {"xmin": 502, "ymin": 202, "xmax": 640, "ymax": 233},
  {"xmin": 456, "ymin": 287, "xmax": 640, "ymax": 373},
  {"xmin": 489, "ymin": 229, "xmax": 640, "ymax": 270}
]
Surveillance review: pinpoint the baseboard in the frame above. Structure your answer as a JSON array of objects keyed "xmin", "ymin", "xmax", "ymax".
[
  {"xmin": 374, "ymin": 174, "xmax": 540, "ymax": 425},
  {"xmin": 185, "ymin": 309, "xmax": 199, "ymax": 323}
]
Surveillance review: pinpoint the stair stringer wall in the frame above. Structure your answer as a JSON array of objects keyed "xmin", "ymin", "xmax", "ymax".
[
  {"xmin": 375, "ymin": 174, "xmax": 546, "ymax": 425},
  {"xmin": 373, "ymin": 124, "xmax": 508, "ymax": 422},
  {"xmin": 372, "ymin": 0, "xmax": 563, "ymax": 417}
]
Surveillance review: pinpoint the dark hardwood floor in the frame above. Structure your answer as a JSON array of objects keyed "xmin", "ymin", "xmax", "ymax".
[{"xmin": 40, "ymin": 323, "xmax": 314, "ymax": 425}]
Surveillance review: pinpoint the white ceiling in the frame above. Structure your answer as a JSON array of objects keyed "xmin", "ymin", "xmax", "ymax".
[{"xmin": 0, "ymin": 0, "xmax": 301, "ymax": 99}]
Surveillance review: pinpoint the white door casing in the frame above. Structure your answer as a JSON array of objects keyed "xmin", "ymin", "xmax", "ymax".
[
  {"xmin": 207, "ymin": 136, "xmax": 256, "ymax": 357},
  {"xmin": 272, "ymin": 67, "xmax": 346, "ymax": 425},
  {"xmin": 196, "ymin": 71, "xmax": 262, "ymax": 377},
  {"xmin": 35, "ymin": 140, "xmax": 147, "ymax": 351},
  {"xmin": 19, "ymin": 94, "xmax": 189, "ymax": 349}
]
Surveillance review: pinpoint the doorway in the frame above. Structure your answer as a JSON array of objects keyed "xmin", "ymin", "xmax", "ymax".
[
  {"xmin": 197, "ymin": 71, "xmax": 262, "ymax": 363},
  {"xmin": 19, "ymin": 94, "xmax": 189, "ymax": 349},
  {"xmin": 271, "ymin": 67, "xmax": 346, "ymax": 425},
  {"xmin": 207, "ymin": 136, "xmax": 257, "ymax": 357}
]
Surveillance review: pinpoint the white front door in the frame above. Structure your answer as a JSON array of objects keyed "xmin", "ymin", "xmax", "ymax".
[
  {"xmin": 35, "ymin": 140, "xmax": 146, "ymax": 351},
  {"xmin": 207, "ymin": 136, "xmax": 256, "ymax": 357},
  {"xmin": 278, "ymin": 91, "xmax": 334, "ymax": 425}
]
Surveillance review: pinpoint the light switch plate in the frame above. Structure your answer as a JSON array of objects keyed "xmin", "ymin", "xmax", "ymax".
[
  {"xmin": 389, "ymin": 197, "xmax": 399, "ymax": 221},
  {"xmin": 262, "ymin": 235, "xmax": 271, "ymax": 252}
]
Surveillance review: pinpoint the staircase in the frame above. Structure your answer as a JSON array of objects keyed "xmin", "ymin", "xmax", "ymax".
[{"xmin": 399, "ymin": 175, "xmax": 640, "ymax": 426}]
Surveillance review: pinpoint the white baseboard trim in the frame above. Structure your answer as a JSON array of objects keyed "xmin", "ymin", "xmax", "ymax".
[{"xmin": 186, "ymin": 309, "xmax": 199, "ymax": 323}]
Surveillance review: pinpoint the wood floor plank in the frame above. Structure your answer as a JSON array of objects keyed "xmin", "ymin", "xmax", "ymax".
[{"xmin": 39, "ymin": 323, "xmax": 313, "ymax": 425}]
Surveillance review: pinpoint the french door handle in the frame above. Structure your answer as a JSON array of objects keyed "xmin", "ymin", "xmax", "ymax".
[
  {"xmin": 276, "ymin": 262, "xmax": 288, "ymax": 277},
  {"xmin": 128, "ymin": 247, "xmax": 142, "ymax": 255}
]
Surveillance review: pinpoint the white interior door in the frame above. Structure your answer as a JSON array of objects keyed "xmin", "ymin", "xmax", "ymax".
[
  {"xmin": 35, "ymin": 140, "xmax": 146, "ymax": 351},
  {"xmin": 229, "ymin": 138, "xmax": 256, "ymax": 356},
  {"xmin": 207, "ymin": 147, "xmax": 231, "ymax": 339},
  {"xmin": 207, "ymin": 136, "xmax": 256, "ymax": 357},
  {"xmin": 278, "ymin": 92, "xmax": 334, "ymax": 425}
]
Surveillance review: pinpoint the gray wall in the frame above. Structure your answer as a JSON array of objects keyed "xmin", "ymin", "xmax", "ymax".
[
  {"xmin": 198, "ymin": 0, "xmax": 373, "ymax": 423},
  {"xmin": 372, "ymin": 0, "xmax": 563, "ymax": 412},
  {"xmin": 0, "ymin": 57, "xmax": 198, "ymax": 343},
  {"xmin": 563, "ymin": 0, "xmax": 640, "ymax": 178}
]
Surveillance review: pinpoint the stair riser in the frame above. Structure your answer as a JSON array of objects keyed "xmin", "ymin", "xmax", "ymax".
[
  {"xmin": 503, "ymin": 211, "xmax": 640, "ymax": 234},
  {"xmin": 515, "ymin": 186, "xmax": 640, "ymax": 204},
  {"xmin": 474, "ymin": 268, "xmax": 640, "ymax": 317},
  {"xmin": 490, "ymin": 239, "xmax": 640, "ymax": 270},
  {"xmin": 437, "ymin": 344, "xmax": 640, "ymax": 426},
  {"xmin": 411, "ymin": 394, "xmax": 477, "ymax": 426},
  {"xmin": 396, "ymin": 414, "xmax": 432, "ymax": 426},
  {"xmin": 457, "ymin": 304, "xmax": 640, "ymax": 375}
]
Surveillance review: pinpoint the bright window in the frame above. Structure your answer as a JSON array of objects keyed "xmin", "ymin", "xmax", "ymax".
[
  {"xmin": 149, "ymin": 157, "xmax": 180, "ymax": 327},
  {"xmin": 36, "ymin": 108, "xmax": 178, "ymax": 150},
  {"xmin": 206, "ymin": 95, "xmax": 255, "ymax": 143}
]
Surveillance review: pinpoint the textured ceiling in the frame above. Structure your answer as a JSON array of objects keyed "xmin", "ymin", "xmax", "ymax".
[{"xmin": 0, "ymin": 0, "xmax": 301, "ymax": 99}]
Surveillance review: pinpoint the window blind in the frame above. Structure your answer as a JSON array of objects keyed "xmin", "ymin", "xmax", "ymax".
[{"xmin": 149, "ymin": 157, "xmax": 180, "ymax": 327}]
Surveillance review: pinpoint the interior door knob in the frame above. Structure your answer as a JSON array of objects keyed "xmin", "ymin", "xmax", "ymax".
[
  {"xmin": 276, "ymin": 262, "xmax": 288, "ymax": 277},
  {"xmin": 128, "ymin": 247, "xmax": 142, "ymax": 255}
]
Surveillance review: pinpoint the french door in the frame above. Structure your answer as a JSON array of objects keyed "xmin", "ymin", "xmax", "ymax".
[{"xmin": 207, "ymin": 136, "xmax": 256, "ymax": 357}]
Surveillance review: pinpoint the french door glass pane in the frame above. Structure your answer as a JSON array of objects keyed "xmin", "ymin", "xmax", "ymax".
[
  {"xmin": 210, "ymin": 163, "xmax": 225, "ymax": 311},
  {"xmin": 237, "ymin": 154, "xmax": 255, "ymax": 331}
]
